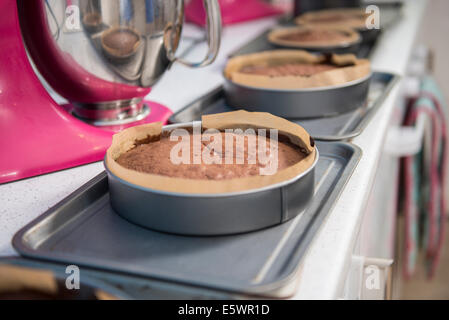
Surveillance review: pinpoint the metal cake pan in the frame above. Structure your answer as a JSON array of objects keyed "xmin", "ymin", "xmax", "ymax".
[
  {"xmin": 270, "ymin": 39, "xmax": 361, "ymax": 55},
  {"xmin": 267, "ymin": 28, "xmax": 363, "ymax": 55},
  {"xmin": 105, "ymin": 122, "xmax": 319, "ymax": 236},
  {"xmin": 224, "ymin": 72, "xmax": 372, "ymax": 119}
]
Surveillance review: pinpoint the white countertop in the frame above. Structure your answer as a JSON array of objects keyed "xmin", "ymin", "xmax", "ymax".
[{"xmin": 0, "ymin": 0, "xmax": 426, "ymax": 299}]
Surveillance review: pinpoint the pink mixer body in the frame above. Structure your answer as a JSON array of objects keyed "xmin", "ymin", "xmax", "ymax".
[
  {"xmin": 0, "ymin": 1, "xmax": 172, "ymax": 184},
  {"xmin": 186, "ymin": 0, "xmax": 283, "ymax": 26}
]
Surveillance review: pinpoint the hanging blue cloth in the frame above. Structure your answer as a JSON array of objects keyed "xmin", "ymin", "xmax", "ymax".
[
  {"xmin": 120, "ymin": 0, "xmax": 133, "ymax": 23},
  {"xmin": 145, "ymin": 0, "xmax": 155, "ymax": 23}
]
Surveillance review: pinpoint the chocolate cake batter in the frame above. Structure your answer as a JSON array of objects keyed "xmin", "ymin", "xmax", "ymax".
[
  {"xmin": 116, "ymin": 132, "xmax": 306, "ymax": 180},
  {"xmin": 278, "ymin": 29, "xmax": 350, "ymax": 43},
  {"xmin": 308, "ymin": 12, "xmax": 366, "ymax": 24},
  {"xmin": 103, "ymin": 29, "xmax": 139, "ymax": 56},
  {"xmin": 83, "ymin": 12, "xmax": 101, "ymax": 26},
  {"xmin": 240, "ymin": 63, "xmax": 338, "ymax": 77}
]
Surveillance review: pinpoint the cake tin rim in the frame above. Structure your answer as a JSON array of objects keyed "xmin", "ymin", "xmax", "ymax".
[{"xmin": 104, "ymin": 122, "xmax": 319, "ymax": 198}]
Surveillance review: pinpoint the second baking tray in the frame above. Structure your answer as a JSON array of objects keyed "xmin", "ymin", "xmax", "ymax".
[
  {"xmin": 169, "ymin": 71, "xmax": 399, "ymax": 141},
  {"xmin": 229, "ymin": 2, "xmax": 403, "ymax": 59},
  {"xmin": 13, "ymin": 141, "xmax": 360, "ymax": 298}
]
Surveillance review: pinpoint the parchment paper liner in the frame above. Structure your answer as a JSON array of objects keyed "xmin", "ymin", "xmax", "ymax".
[
  {"xmin": 106, "ymin": 111, "xmax": 316, "ymax": 194},
  {"xmin": 0, "ymin": 264, "xmax": 119, "ymax": 299},
  {"xmin": 224, "ymin": 50, "xmax": 371, "ymax": 90},
  {"xmin": 295, "ymin": 8, "xmax": 369, "ymax": 30},
  {"xmin": 267, "ymin": 26, "xmax": 360, "ymax": 48},
  {"xmin": 0, "ymin": 265, "xmax": 58, "ymax": 296}
]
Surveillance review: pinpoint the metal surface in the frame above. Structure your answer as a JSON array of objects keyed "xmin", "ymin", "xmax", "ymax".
[
  {"xmin": 224, "ymin": 73, "xmax": 371, "ymax": 119},
  {"xmin": 170, "ymin": 72, "xmax": 400, "ymax": 141},
  {"xmin": 17, "ymin": 0, "xmax": 221, "ymax": 122},
  {"xmin": 105, "ymin": 122, "xmax": 318, "ymax": 236},
  {"xmin": 72, "ymin": 99, "xmax": 151, "ymax": 125},
  {"xmin": 13, "ymin": 141, "xmax": 361, "ymax": 298}
]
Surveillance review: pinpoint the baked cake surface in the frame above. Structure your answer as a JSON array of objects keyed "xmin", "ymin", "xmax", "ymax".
[
  {"xmin": 279, "ymin": 29, "xmax": 350, "ymax": 42},
  {"xmin": 240, "ymin": 63, "xmax": 337, "ymax": 77},
  {"xmin": 224, "ymin": 50, "xmax": 371, "ymax": 90},
  {"xmin": 116, "ymin": 132, "xmax": 305, "ymax": 180},
  {"xmin": 296, "ymin": 8, "xmax": 369, "ymax": 29}
]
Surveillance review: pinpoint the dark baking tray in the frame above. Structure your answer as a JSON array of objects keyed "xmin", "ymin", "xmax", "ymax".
[
  {"xmin": 13, "ymin": 141, "xmax": 361, "ymax": 298},
  {"xmin": 228, "ymin": 2, "xmax": 403, "ymax": 59},
  {"xmin": 169, "ymin": 72, "xmax": 400, "ymax": 141}
]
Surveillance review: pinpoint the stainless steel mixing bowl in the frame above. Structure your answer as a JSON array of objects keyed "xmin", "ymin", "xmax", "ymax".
[{"xmin": 17, "ymin": 0, "xmax": 222, "ymax": 124}]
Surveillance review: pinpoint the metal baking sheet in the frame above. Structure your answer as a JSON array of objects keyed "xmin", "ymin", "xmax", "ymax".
[
  {"xmin": 169, "ymin": 72, "xmax": 400, "ymax": 141},
  {"xmin": 228, "ymin": 2, "xmax": 403, "ymax": 59},
  {"xmin": 13, "ymin": 141, "xmax": 361, "ymax": 298}
]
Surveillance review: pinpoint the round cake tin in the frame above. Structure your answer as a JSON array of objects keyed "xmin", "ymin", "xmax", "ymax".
[
  {"xmin": 224, "ymin": 72, "xmax": 372, "ymax": 119},
  {"xmin": 105, "ymin": 122, "xmax": 319, "ymax": 236},
  {"xmin": 267, "ymin": 27, "xmax": 362, "ymax": 55},
  {"xmin": 270, "ymin": 39, "xmax": 361, "ymax": 55}
]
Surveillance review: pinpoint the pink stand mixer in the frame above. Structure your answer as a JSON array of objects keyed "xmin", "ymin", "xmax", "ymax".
[
  {"xmin": 0, "ymin": 0, "xmax": 221, "ymax": 184},
  {"xmin": 186, "ymin": 0, "xmax": 284, "ymax": 26}
]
